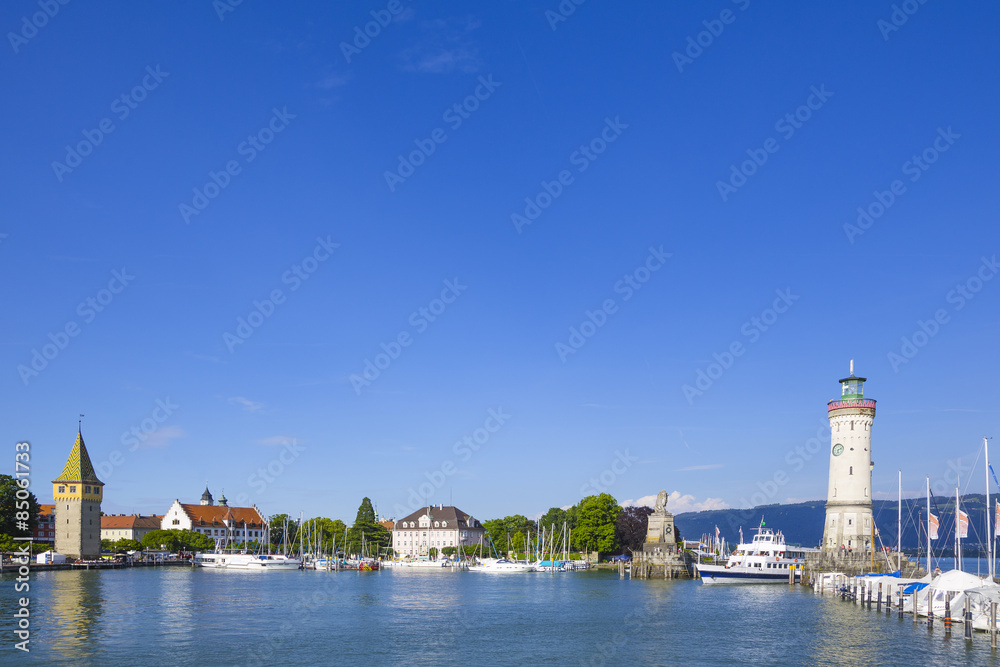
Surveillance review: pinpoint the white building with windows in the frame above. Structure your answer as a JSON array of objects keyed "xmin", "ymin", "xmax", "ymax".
[
  {"xmin": 161, "ymin": 487, "xmax": 268, "ymax": 545},
  {"xmin": 392, "ymin": 505, "xmax": 484, "ymax": 556}
]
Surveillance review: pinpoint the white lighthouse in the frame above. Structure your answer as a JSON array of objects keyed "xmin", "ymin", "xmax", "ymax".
[{"xmin": 821, "ymin": 361, "xmax": 876, "ymax": 554}]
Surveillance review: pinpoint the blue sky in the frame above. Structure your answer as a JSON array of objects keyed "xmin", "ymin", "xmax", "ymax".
[{"xmin": 3, "ymin": 1, "xmax": 999, "ymax": 524}]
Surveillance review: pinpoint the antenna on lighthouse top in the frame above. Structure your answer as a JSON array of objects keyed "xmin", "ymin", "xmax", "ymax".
[{"xmin": 850, "ymin": 359, "xmax": 854, "ymax": 375}]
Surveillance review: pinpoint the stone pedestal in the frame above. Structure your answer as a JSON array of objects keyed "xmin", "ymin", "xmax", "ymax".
[{"xmin": 644, "ymin": 512, "xmax": 675, "ymax": 548}]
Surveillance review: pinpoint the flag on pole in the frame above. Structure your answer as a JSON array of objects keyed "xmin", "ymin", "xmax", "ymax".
[
  {"xmin": 995, "ymin": 500, "xmax": 1000, "ymax": 535},
  {"xmin": 929, "ymin": 513, "xmax": 939, "ymax": 540},
  {"xmin": 958, "ymin": 509, "xmax": 970, "ymax": 538}
]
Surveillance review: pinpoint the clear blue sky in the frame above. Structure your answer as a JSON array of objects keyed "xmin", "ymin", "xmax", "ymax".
[{"xmin": 4, "ymin": 1, "xmax": 999, "ymax": 523}]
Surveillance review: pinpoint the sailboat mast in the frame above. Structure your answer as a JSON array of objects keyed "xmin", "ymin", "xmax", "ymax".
[
  {"xmin": 986, "ymin": 437, "xmax": 993, "ymax": 580},
  {"xmin": 956, "ymin": 486, "xmax": 962, "ymax": 572},
  {"xmin": 897, "ymin": 470, "xmax": 902, "ymax": 573},
  {"xmin": 926, "ymin": 476, "xmax": 932, "ymax": 574}
]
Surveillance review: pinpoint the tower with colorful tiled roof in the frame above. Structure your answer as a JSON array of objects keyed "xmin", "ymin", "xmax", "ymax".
[
  {"xmin": 821, "ymin": 361, "xmax": 876, "ymax": 555},
  {"xmin": 52, "ymin": 427, "xmax": 104, "ymax": 559}
]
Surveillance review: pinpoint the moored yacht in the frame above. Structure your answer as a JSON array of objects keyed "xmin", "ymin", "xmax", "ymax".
[
  {"xmin": 468, "ymin": 558, "xmax": 533, "ymax": 573},
  {"xmin": 194, "ymin": 552, "xmax": 302, "ymax": 570},
  {"xmin": 697, "ymin": 521, "xmax": 814, "ymax": 584}
]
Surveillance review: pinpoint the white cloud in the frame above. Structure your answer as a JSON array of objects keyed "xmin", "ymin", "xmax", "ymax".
[
  {"xmin": 399, "ymin": 16, "xmax": 481, "ymax": 74},
  {"xmin": 229, "ymin": 396, "xmax": 263, "ymax": 412},
  {"xmin": 622, "ymin": 491, "xmax": 729, "ymax": 513},
  {"xmin": 316, "ymin": 73, "xmax": 349, "ymax": 89},
  {"xmin": 135, "ymin": 425, "xmax": 186, "ymax": 450}
]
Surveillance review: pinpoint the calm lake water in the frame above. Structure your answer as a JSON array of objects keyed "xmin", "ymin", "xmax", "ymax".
[{"xmin": 6, "ymin": 566, "xmax": 1000, "ymax": 665}]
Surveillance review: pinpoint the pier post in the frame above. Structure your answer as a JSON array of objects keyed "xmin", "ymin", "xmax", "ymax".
[
  {"xmin": 991, "ymin": 602, "xmax": 997, "ymax": 649},
  {"xmin": 945, "ymin": 596, "xmax": 951, "ymax": 635},
  {"xmin": 867, "ymin": 583, "xmax": 872, "ymax": 610},
  {"xmin": 928, "ymin": 598, "xmax": 934, "ymax": 630},
  {"xmin": 789, "ymin": 567, "xmax": 794, "ymax": 586},
  {"xmin": 965, "ymin": 597, "xmax": 973, "ymax": 641},
  {"xmin": 877, "ymin": 583, "xmax": 882, "ymax": 612}
]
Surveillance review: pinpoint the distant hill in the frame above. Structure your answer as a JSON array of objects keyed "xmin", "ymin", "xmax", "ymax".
[{"xmin": 674, "ymin": 494, "xmax": 996, "ymax": 551}]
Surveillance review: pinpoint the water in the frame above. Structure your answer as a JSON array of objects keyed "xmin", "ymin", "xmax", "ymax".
[{"xmin": 6, "ymin": 567, "xmax": 1000, "ymax": 665}]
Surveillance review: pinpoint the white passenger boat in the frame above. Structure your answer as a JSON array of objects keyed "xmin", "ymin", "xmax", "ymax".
[
  {"xmin": 697, "ymin": 521, "xmax": 814, "ymax": 584},
  {"xmin": 468, "ymin": 558, "xmax": 533, "ymax": 573},
  {"xmin": 194, "ymin": 552, "xmax": 302, "ymax": 570}
]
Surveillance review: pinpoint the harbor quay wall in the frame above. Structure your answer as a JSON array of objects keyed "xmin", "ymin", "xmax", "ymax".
[
  {"xmin": 801, "ymin": 551, "xmax": 925, "ymax": 582},
  {"xmin": 0, "ymin": 559, "xmax": 191, "ymax": 573},
  {"xmin": 631, "ymin": 546, "xmax": 694, "ymax": 579}
]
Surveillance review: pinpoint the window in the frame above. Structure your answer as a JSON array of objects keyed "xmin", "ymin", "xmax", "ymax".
[
  {"xmin": 69, "ymin": 486, "xmax": 76, "ymax": 493},
  {"xmin": 58, "ymin": 486, "xmax": 65, "ymax": 493},
  {"xmin": 849, "ymin": 466, "xmax": 853, "ymax": 475},
  {"xmin": 85, "ymin": 486, "xmax": 91, "ymax": 493}
]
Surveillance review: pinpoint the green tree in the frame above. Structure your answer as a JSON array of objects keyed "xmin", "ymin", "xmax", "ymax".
[
  {"xmin": 141, "ymin": 529, "xmax": 180, "ymax": 551},
  {"xmin": 539, "ymin": 507, "xmax": 575, "ymax": 534},
  {"xmin": 345, "ymin": 498, "xmax": 389, "ymax": 556},
  {"xmin": 177, "ymin": 530, "xmax": 214, "ymax": 551},
  {"xmin": 574, "ymin": 494, "xmax": 621, "ymax": 554},
  {"xmin": 268, "ymin": 514, "xmax": 297, "ymax": 548},
  {"xmin": 0, "ymin": 474, "xmax": 41, "ymax": 536},
  {"xmin": 482, "ymin": 515, "xmax": 538, "ymax": 555},
  {"xmin": 302, "ymin": 517, "xmax": 347, "ymax": 553},
  {"xmin": 354, "ymin": 498, "xmax": 377, "ymax": 525},
  {"xmin": 111, "ymin": 538, "xmax": 142, "ymax": 551}
]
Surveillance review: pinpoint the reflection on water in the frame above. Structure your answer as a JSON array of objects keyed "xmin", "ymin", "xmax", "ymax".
[
  {"xmin": 48, "ymin": 570, "xmax": 104, "ymax": 659},
  {"xmin": 9, "ymin": 567, "xmax": 1000, "ymax": 665}
]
